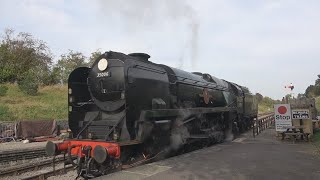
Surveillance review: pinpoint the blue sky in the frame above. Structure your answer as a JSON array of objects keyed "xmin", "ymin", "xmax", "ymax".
[{"xmin": 1, "ymin": 0, "xmax": 319, "ymax": 100}]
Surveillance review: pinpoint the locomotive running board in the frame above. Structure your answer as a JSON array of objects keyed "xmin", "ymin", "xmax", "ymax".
[{"xmin": 142, "ymin": 107, "xmax": 237, "ymax": 118}]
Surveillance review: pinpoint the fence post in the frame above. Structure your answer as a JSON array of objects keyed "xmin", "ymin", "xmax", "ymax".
[
  {"xmin": 253, "ymin": 113, "xmax": 275, "ymax": 138},
  {"xmin": 253, "ymin": 118, "xmax": 255, "ymax": 138},
  {"xmin": 265, "ymin": 118, "xmax": 267, "ymax": 129}
]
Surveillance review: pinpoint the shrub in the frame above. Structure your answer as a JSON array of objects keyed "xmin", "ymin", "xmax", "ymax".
[
  {"xmin": 0, "ymin": 85, "xmax": 8, "ymax": 96},
  {"xmin": 0, "ymin": 104, "xmax": 14, "ymax": 121},
  {"xmin": 18, "ymin": 72, "xmax": 39, "ymax": 96}
]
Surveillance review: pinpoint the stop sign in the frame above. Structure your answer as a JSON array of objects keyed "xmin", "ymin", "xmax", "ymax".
[{"xmin": 278, "ymin": 106, "xmax": 287, "ymax": 114}]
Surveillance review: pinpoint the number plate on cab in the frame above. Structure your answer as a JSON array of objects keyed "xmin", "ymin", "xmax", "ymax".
[{"xmin": 97, "ymin": 72, "xmax": 111, "ymax": 78}]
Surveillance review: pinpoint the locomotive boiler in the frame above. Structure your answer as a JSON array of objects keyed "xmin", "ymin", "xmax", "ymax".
[{"xmin": 46, "ymin": 51, "xmax": 258, "ymax": 178}]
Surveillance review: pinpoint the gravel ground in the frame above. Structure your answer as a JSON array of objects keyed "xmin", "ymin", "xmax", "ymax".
[
  {"xmin": 48, "ymin": 170, "xmax": 84, "ymax": 180},
  {"xmin": 0, "ymin": 140, "xmax": 63, "ymax": 168},
  {"xmin": 100, "ymin": 128, "xmax": 320, "ymax": 180},
  {"xmin": 0, "ymin": 153, "xmax": 85, "ymax": 180},
  {"xmin": 0, "ymin": 140, "xmax": 66, "ymax": 179},
  {"xmin": 0, "ymin": 156, "xmax": 53, "ymax": 169},
  {"xmin": 1, "ymin": 163, "xmax": 83, "ymax": 180},
  {"xmin": 1, "ymin": 163, "xmax": 65, "ymax": 180}
]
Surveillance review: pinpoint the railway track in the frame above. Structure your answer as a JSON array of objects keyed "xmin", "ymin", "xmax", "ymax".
[
  {"xmin": 20, "ymin": 165, "xmax": 74, "ymax": 180},
  {"xmin": 0, "ymin": 155, "xmax": 75, "ymax": 180},
  {"xmin": 0, "ymin": 148, "xmax": 46, "ymax": 164},
  {"xmin": 0, "ymin": 156, "xmax": 64, "ymax": 177}
]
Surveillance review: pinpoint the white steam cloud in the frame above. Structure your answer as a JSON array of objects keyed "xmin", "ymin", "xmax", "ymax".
[{"xmin": 96, "ymin": 0, "xmax": 199, "ymax": 69}]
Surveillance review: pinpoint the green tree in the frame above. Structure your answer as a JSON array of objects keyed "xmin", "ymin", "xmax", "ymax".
[
  {"xmin": 0, "ymin": 28, "xmax": 53, "ymax": 84},
  {"xmin": 315, "ymin": 75, "xmax": 320, "ymax": 86},
  {"xmin": 48, "ymin": 66, "xmax": 62, "ymax": 85},
  {"xmin": 255, "ymin": 93, "xmax": 263, "ymax": 103},
  {"xmin": 304, "ymin": 75, "xmax": 320, "ymax": 97},
  {"xmin": 262, "ymin": 96, "xmax": 275, "ymax": 106},
  {"xmin": 56, "ymin": 50, "xmax": 88, "ymax": 83},
  {"xmin": 18, "ymin": 70, "xmax": 39, "ymax": 96},
  {"xmin": 315, "ymin": 85, "xmax": 320, "ymax": 96},
  {"xmin": 305, "ymin": 85, "xmax": 316, "ymax": 98},
  {"xmin": 88, "ymin": 49, "xmax": 103, "ymax": 67},
  {"xmin": 285, "ymin": 94, "xmax": 292, "ymax": 100}
]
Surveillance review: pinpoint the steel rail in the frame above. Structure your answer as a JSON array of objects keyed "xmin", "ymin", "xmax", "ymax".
[
  {"xmin": 0, "ymin": 148, "xmax": 46, "ymax": 164},
  {"xmin": 0, "ymin": 156, "xmax": 65, "ymax": 177},
  {"xmin": 20, "ymin": 165, "xmax": 74, "ymax": 180}
]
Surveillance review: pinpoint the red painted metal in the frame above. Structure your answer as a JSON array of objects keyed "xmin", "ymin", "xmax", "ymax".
[
  {"xmin": 55, "ymin": 140, "xmax": 120, "ymax": 159},
  {"xmin": 56, "ymin": 141, "xmax": 69, "ymax": 152}
]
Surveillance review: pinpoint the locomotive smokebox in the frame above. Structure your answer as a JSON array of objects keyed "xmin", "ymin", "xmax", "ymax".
[{"xmin": 128, "ymin": 53, "xmax": 150, "ymax": 61}]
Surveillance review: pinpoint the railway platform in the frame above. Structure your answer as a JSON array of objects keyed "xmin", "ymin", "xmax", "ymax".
[{"xmin": 98, "ymin": 128, "xmax": 320, "ymax": 180}]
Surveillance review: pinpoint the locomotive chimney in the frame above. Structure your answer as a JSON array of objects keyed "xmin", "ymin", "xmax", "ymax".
[{"xmin": 128, "ymin": 53, "xmax": 151, "ymax": 61}]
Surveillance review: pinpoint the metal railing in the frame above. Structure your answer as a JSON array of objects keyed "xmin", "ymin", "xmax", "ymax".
[
  {"xmin": 0, "ymin": 121, "xmax": 16, "ymax": 142},
  {"xmin": 253, "ymin": 113, "xmax": 275, "ymax": 138}
]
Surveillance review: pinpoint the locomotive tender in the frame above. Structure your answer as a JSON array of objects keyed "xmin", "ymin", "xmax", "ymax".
[{"xmin": 46, "ymin": 51, "xmax": 258, "ymax": 178}]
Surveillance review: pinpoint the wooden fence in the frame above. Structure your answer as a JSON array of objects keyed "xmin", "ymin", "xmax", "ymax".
[{"xmin": 253, "ymin": 113, "xmax": 275, "ymax": 138}]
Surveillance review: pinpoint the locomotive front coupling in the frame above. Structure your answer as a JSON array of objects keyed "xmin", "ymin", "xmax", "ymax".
[{"xmin": 45, "ymin": 140, "xmax": 120, "ymax": 164}]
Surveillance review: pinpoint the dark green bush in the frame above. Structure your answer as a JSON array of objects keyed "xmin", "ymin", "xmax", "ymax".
[
  {"xmin": 18, "ymin": 72, "xmax": 39, "ymax": 96},
  {"xmin": 0, "ymin": 85, "xmax": 8, "ymax": 96},
  {"xmin": 0, "ymin": 104, "xmax": 14, "ymax": 121}
]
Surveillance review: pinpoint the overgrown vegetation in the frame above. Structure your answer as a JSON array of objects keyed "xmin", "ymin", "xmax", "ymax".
[
  {"xmin": 0, "ymin": 104, "xmax": 14, "ymax": 121},
  {"xmin": 305, "ymin": 75, "xmax": 320, "ymax": 98},
  {"xmin": 0, "ymin": 84, "xmax": 67, "ymax": 121},
  {"xmin": 0, "ymin": 84, "xmax": 8, "ymax": 96},
  {"xmin": 255, "ymin": 93, "xmax": 280, "ymax": 114},
  {"xmin": 301, "ymin": 75, "xmax": 320, "ymax": 115},
  {"xmin": 313, "ymin": 130, "xmax": 320, "ymax": 146},
  {"xmin": 316, "ymin": 97, "xmax": 320, "ymax": 115},
  {"xmin": 0, "ymin": 28, "xmax": 102, "ymax": 94},
  {"xmin": 17, "ymin": 71, "xmax": 39, "ymax": 96}
]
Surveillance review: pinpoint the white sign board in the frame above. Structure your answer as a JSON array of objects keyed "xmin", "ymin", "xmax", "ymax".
[
  {"xmin": 292, "ymin": 109, "xmax": 310, "ymax": 119},
  {"xmin": 274, "ymin": 104, "xmax": 292, "ymax": 132}
]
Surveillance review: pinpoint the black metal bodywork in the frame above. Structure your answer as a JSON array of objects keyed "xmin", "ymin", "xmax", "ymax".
[{"xmin": 68, "ymin": 50, "xmax": 258, "ymax": 155}]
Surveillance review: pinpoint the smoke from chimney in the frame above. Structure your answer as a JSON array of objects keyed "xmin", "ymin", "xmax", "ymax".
[{"xmin": 96, "ymin": 0, "xmax": 199, "ymax": 69}]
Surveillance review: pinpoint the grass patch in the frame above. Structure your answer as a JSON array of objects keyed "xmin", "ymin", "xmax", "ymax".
[
  {"xmin": 0, "ymin": 84, "xmax": 67, "ymax": 121},
  {"xmin": 0, "ymin": 84, "xmax": 8, "ymax": 96},
  {"xmin": 313, "ymin": 130, "xmax": 320, "ymax": 145},
  {"xmin": 0, "ymin": 104, "xmax": 15, "ymax": 121}
]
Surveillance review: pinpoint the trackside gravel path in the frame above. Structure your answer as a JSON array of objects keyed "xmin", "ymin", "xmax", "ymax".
[{"xmin": 99, "ymin": 128, "xmax": 320, "ymax": 180}]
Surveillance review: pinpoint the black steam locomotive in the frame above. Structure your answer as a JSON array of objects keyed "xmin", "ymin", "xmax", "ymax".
[{"xmin": 46, "ymin": 51, "xmax": 258, "ymax": 178}]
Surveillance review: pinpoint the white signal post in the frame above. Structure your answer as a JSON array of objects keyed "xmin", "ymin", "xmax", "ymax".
[{"xmin": 284, "ymin": 83, "xmax": 295, "ymax": 98}]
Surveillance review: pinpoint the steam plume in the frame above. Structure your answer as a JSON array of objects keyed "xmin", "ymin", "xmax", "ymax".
[{"xmin": 96, "ymin": 0, "xmax": 199, "ymax": 69}]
